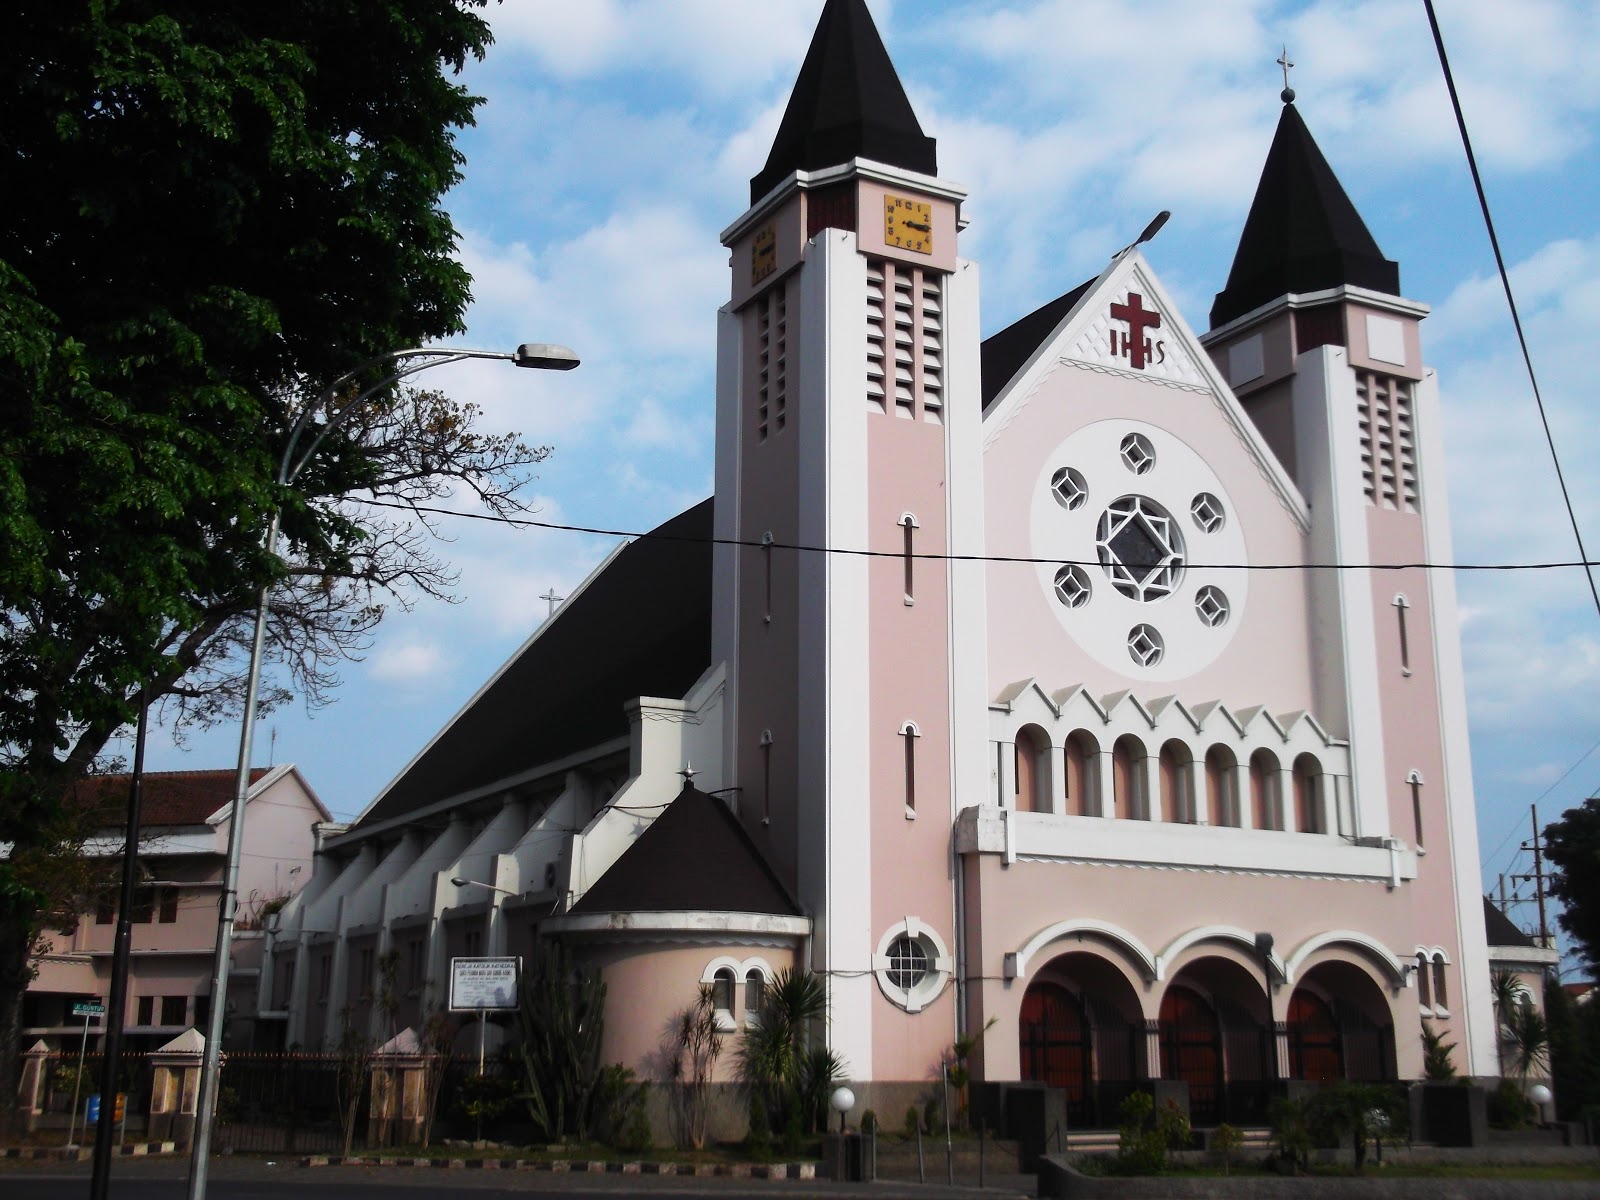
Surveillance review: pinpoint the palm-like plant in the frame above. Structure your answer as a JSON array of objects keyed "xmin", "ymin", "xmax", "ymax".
[
  {"xmin": 1502, "ymin": 994, "xmax": 1551, "ymax": 1085},
  {"xmin": 1490, "ymin": 969, "xmax": 1522, "ymax": 1027},
  {"xmin": 736, "ymin": 967, "xmax": 832, "ymax": 1130}
]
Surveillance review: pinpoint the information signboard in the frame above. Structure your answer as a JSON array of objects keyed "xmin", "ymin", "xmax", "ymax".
[
  {"xmin": 449, "ymin": 957, "xmax": 519, "ymax": 1012},
  {"xmin": 71, "ymin": 1002, "xmax": 106, "ymax": 1018}
]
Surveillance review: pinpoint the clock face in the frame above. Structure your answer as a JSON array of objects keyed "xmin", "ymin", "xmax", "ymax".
[
  {"xmin": 884, "ymin": 195, "xmax": 933, "ymax": 255},
  {"xmin": 751, "ymin": 222, "xmax": 777, "ymax": 286}
]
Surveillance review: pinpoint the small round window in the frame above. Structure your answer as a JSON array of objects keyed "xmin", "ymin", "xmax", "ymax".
[
  {"xmin": 1051, "ymin": 467, "xmax": 1089, "ymax": 511},
  {"xmin": 1120, "ymin": 433, "xmax": 1156, "ymax": 475},
  {"xmin": 885, "ymin": 936, "xmax": 929, "ymax": 991}
]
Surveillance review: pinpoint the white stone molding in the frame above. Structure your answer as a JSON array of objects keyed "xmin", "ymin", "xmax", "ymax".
[
  {"xmin": 1284, "ymin": 930, "xmax": 1407, "ymax": 988},
  {"xmin": 873, "ymin": 918, "xmax": 954, "ymax": 1014},
  {"xmin": 1012, "ymin": 918, "xmax": 1159, "ymax": 982},
  {"xmin": 1155, "ymin": 925, "xmax": 1286, "ymax": 983}
]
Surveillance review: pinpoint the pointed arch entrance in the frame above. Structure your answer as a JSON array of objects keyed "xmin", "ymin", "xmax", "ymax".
[{"xmin": 1018, "ymin": 951, "xmax": 1146, "ymax": 1128}]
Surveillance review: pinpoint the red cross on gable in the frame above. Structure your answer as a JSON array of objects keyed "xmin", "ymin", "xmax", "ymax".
[{"xmin": 1110, "ymin": 292, "xmax": 1163, "ymax": 371}]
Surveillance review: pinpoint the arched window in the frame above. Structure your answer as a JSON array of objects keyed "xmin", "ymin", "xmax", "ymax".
[
  {"xmin": 1015, "ymin": 725, "xmax": 1049, "ymax": 813},
  {"xmin": 1293, "ymin": 754, "xmax": 1323, "ymax": 834},
  {"xmin": 1065, "ymin": 731, "xmax": 1097, "ymax": 817},
  {"xmin": 1250, "ymin": 750, "xmax": 1280, "ymax": 830},
  {"xmin": 1206, "ymin": 746, "xmax": 1238, "ymax": 827},
  {"xmin": 1112, "ymin": 736, "xmax": 1145, "ymax": 820},
  {"xmin": 1415, "ymin": 954, "xmax": 1432, "ymax": 1008},
  {"xmin": 1408, "ymin": 770, "xmax": 1425, "ymax": 850},
  {"xmin": 744, "ymin": 969, "xmax": 766, "ymax": 1026},
  {"xmin": 711, "ymin": 967, "xmax": 736, "ymax": 1019},
  {"xmin": 1159, "ymin": 740, "xmax": 1192, "ymax": 823}
]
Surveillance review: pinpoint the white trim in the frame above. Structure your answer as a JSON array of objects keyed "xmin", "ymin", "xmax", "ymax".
[
  {"xmin": 1199, "ymin": 284, "xmax": 1431, "ymax": 346},
  {"xmin": 713, "ymin": 303, "xmax": 744, "ymax": 793},
  {"xmin": 1414, "ymin": 367, "xmax": 1499, "ymax": 1075},
  {"xmin": 1283, "ymin": 930, "xmax": 1407, "ymax": 986},
  {"xmin": 543, "ymin": 911, "xmax": 811, "ymax": 940},
  {"xmin": 873, "ymin": 919, "xmax": 954, "ymax": 1014},
  {"xmin": 1155, "ymin": 925, "xmax": 1286, "ymax": 983},
  {"xmin": 1013, "ymin": 918, "xmax": 1158, "ymax": 981}
]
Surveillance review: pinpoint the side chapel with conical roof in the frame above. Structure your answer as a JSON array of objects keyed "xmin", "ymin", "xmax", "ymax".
[{"xmin": 264, "ymin": 0, "xmax": 1501, "ymax": 1133}]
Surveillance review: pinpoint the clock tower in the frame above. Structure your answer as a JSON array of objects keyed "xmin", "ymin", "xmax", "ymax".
[{"xmin": 712, "ymin": 0, "xmax": 986, "ymax": 1084}]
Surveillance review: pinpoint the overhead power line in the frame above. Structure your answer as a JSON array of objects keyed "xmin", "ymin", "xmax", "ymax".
[
  {"xmin": 363, "ymin": 497, "xmax": 1600, "ymax": 575},
  {"xmin": 1424, "ymin": 0, "xmax": 1600, "ymax": 624}
]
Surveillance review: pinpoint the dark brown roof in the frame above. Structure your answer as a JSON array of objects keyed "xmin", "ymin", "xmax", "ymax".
[
  {"xmin": 69, "ymin": 768, "xmax": 270, "ymax": 828},
  {"xmin": 750, "ymin": 0, "xmax": 937, "ymax": 202},
  {"xmin": 980, "ymin": 278, "xmax": 1095, "ymax": 411},
  {"xmin": 1211, "ymin": 102, "xmax": 1399, "ymax": 328},
  {"xmin": 352, "ymin": 500, "xmax": 715, "ymax": 832},
  {"xmin": 1482, "ymin": 895, "xmax": 1538, "ymax": 949},
  {"xmin": 570, "ymin": 784, "xmax": 799, "ymax": 917}
]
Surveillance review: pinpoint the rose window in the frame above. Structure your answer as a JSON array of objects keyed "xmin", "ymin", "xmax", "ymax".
[
  {"xmin": 1096, "ymin": 495, "xmax": 1185, "ymax": 602},
  {"xmin": 1051, "ymin": 467, "xmax": 1089, "ymax": 511},
  {"xmin": 1054, "ymin": 564, "xmax": 1092, "ymax": 608}
]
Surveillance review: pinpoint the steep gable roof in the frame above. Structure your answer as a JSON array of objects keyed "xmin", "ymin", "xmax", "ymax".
[
  {"xmin": 979, "ymin": 278, "xmax": 1094, "ymax": 411},
  {"xmin": 570, "ymin": 784, "xmax": 799, "ymax": 917},
  {"xmin": 352, "ymin": 500, "xmax": 715, "ymax": 831},
  {"xmin": 750, "ymin": 0, "xmax": 937, "ymax": 203},
  {"xmin": 1211, "ymin": 102, "xmax": 1399, "ymax": 328}
]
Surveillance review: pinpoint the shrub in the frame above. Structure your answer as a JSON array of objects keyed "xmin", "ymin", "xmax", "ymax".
[
  {"xmin": 1422, "ymin": 1020, "xmax": 1458, "ymax": 1080},
  {"xmin": 904, "ymin": 1106, "xmax": 922, "ymax": 1138},
  {"xmin": 1268, "ymin": 1095, "xmax": 1313, "ymax": 1174},
  {"xmin": 1211, "ymin": 1122, "xmax": 1244, "ymax": 1174},
  {"xmin": 923, "ymin": 1095, "xmax": 942, "ymax": 1133},
  {"xmin": 860, "ymin": 1108, "xmax": 877, "ymax": 1135},
  {"xmin": 780, "ymin": 1105, "xmax": 805, "ymax": 1157},
  {"xmin": 1488, "ymin": 1079, "xmax": 1536, "ymax": 1129},
  {"xmin": 1114, "ymin": 1091, "xmax": 1187, "ymax": 1174},
  {"xmin": 745, "ymin": 1089, "xmax": 772, "ymax": 1158},
  {"xmin": 1305, "ymin": 1081, "xmax": 1409, "ymax": 1171}
]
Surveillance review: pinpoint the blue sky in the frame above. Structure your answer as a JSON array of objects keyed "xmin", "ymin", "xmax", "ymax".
[{"xmin": 139, "ymin": 0, "xmax": 1600, "ymax": 944}]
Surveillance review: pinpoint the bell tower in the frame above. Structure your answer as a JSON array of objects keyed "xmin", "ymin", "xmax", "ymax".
[
  {"xmin": 711, "ymin": 0, "xmax": 987, "ymax": 1080},
  {"xmin": 1202, "ymin": 94, "xmax": 1497, "ymax": 1073}
]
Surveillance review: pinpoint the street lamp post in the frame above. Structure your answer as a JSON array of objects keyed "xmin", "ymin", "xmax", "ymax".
[{"xmin": 186, "ymin": 344, "xmax": 577, "ymax": 1200}]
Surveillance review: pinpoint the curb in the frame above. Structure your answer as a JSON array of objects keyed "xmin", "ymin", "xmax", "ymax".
[
  {"xmin": 2, "ymin": 1143, "xmax": 178, "ymax": 1161},
  {"xmin": 299, "ymin": 1155, "xmax": 819, "ymax": 1179}
]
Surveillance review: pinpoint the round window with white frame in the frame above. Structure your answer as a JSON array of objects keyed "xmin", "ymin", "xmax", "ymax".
[{"xmin": 873, "ymin": 919, "xmax": 953, "ymax": 1013}]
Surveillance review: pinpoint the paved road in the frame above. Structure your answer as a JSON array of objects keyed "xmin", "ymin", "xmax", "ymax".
[{"xmin": 0, "ymin": 1157, "xmax": 1037, "ymax": 1200}]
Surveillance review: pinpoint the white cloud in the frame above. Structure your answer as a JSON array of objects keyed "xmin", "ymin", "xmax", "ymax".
[{"xmin": 368, "ymin": 641, "xmax": 449, "ymax": 686}]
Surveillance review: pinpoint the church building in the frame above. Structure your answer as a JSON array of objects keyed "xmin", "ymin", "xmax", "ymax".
[{"xmin": 262, "ymin": 0, "xmax": 1497, "ymax": 1128}]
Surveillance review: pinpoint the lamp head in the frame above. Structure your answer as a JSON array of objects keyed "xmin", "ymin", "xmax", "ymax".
[
  {"xmin": 514, "ymin": 343, "xmax": 581, "ymax": 371},
  {"xmin": 830, "ymin": 1086, "xmax": 855, "ymax": 1115},
  {"xmin": 1135, "ymin": 210, "xmax": 1170, "ymax": 247},
  {"xmin": 450, "ymin": 877, "xmax": 470, "ymax": 888}
]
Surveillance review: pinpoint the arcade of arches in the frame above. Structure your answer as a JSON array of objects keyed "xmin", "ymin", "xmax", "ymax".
[{"xmin": 1017, "ymin": 949, "xmax": 1397, "ymax": 1128}]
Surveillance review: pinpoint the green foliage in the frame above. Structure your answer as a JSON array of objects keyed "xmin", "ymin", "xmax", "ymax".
[
  {"xmin": 904, "ymin": 1105, "xmax": 922, "ymax": 1138},
  {"xmin": 668, "ymin": 985, "xmax": 724, "ymax": 1150},
  {"xmin": 1546, "ymin": 972, "xmax": 1600, "ymax": 1120},
  {"xmin": 1503, "ymin": 994, "xmax": 1552, "ymax": 1084},
  {"xmin": 514, "ymin": 940, "xmax": 610, "ymax": 1142},
  {"xmin": 1305, "ymin": 1082, "xmax": 1409, "ymax": 1171},
  {"xmin": 924, "ymin": 1095, "xmax": 942, "ymax": 1133},
  {"xmin": 1488, "ymin": 1078, "xmax": 1537, "ymax": 1129},
  {"xmin": 744, "ymin": 1087, "xmax": 772, "ymax": 1158},
  {"xmin": 1210, "ymin": 1122, "xmax": 1244, "ymax": 1174},
  {"xmin": 591, "ymin": 1067, "xmax": 651, "ymax": 1153},
  {"xmin": 1268, "ymin": 1095, "xmax": 1314, "ymax": 1174},
  {"xmin": 1545, "ymin": 799, "xmax": 1600, "ymax": 972},
  {"xmin": 454, "ymin": 1072, "xmax": 516, "ymax": 1132},
  {"xmin": 736, "ymin": 967, "xmax": 834, "ymax": 1135},
  {"xmin": 1114, "ymin": 1091, "xmax": 1189, "ymax": 1175},
  {"xmin": 1422, "ymin": 1020, "xmax": 1458, "ymax": 1080},
  {"xmin": 944, "ymin": 1016, "xmax": 996, "ymax": 1132},
  {"xmin": 780, "ymin": 1104, "xmax": 805, "ymax": 1157},
  {"xmin": 860, "ymin": 1108, "xmax": 877, "ymax": 1135}
]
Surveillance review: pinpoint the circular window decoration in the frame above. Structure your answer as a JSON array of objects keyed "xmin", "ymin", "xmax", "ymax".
[
  {"xmin": 885, "ymin": 936, "xmax": 929, "ymax": 991},
  {"xmin": 1053, "ymin": 564, "xmax": 1092, "ymax": 608},
  {"xmin": 874, "ymin": 920, "xmax": 952, "ymax": 1013},
  {"xmin": 1191, "ymin": 492, "xmax": 1225, "ymax": 533},
  {"xmin": 1051, "ymin": 467, "xmax": 1089, "ymax": 511},
  {"xmin": 1195, "ymin": 585, "xmax": 1230, "ymax": 628},
  {"xmin": 1096, "ymin": 496, "xmax": 1185, "ymax": 602},
  {"xmin": 1128, "ymin": 624, "xmax": 1165, "ymax": 667},
  {"xmin": 1120, "ymin": 433, "xmax": 1156, "ymax": 475}
]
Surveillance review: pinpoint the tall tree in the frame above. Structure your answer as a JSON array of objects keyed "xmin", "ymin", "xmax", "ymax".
[
  {"xmin": 0, "ymin": 0, "xmax": 542, "ymax": 1127},
  {"xmin": 1544, "ymin": 797, "xmax": 1600, "ymax": 976}
]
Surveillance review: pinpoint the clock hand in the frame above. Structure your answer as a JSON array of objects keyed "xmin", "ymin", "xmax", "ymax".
[{"xmin": 905, "ymin": 220, "xmax": 932, "ymax": 232}]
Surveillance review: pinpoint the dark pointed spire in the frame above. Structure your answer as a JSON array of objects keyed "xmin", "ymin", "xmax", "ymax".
[
  {"xmin": 1210, "ymin": 102, "xmax": 1400, "ymax": 329},
  {"xmin": 750, "ymin": 0, "xmax": 937, "ymax": 203}
]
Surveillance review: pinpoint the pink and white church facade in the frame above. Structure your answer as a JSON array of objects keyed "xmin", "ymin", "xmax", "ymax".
[{"xmin": 263, "ymin": 0, "xmax": 1497, "ymax": 1127}]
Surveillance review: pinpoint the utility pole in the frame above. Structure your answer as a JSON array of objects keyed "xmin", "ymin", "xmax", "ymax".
[{"xmin": 1512, "ymin": 804, "xmax": 1552, "ymax": 949}]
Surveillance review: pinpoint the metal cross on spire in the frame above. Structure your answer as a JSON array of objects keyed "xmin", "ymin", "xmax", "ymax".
[
  {"xmin": 1277, "ymin": 46, "xmax": 1296, "ymax": 104},
  {"xmin": 540, "ymin": 588, "xmax": 564, "ymax": 618},
  {"xmin": 678, "ymin": 762, "xmax": 699, "ymax": 784}
]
